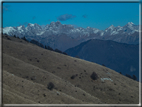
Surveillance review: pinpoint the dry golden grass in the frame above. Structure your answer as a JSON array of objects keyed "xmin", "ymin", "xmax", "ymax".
[{"xmin": 2, "ymin": 35, "xmax": 139, "ymax": 104}]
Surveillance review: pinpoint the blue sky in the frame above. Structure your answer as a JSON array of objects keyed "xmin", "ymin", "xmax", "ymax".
[{"xmin": 2, "ymin": 2, "xmax": 139, "ymax": 30}]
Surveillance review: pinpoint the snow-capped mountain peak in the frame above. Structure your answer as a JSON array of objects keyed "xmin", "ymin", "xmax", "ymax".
[
  {"xmin": 49, "ymin": 21, "xmax": 61, "ymax": 27},
  {"xmin": 116, "ymin": 26, "xmax": 123, "ymax": 32},
  {"xmin": 3, "ymin": 27, "xmax": 16, "ymax": 35},
  {"xmin": 33, "ymin": 23, "xmax": 42, "ymax": 30},
  {"xmin": 17, "ymin": 25, "xmax": 25, "ymax": 33},
  {"xmin": 127, "ymin": 22, "xmax": 134, "ymax": 26},
  {"xmin": 123, "ymin": 22, "xmax": 136, "ymax": 33},
  {"xmin": 108, "ymin": 25, "xmax": 115, "ymax": 30},
  {"xmin": 26, "ymin": 23, "xmax": 42, "ymax": 31},
  {"xmin": 17, "ymin": 26, "xmax": 22, "ymax": 30},
  {"xmin": 105, "ymin": 25, "xmax": 115, "ymax": 33},
  {"xmin": 55, "ymin": 21, "xmax": 62, "ymax": 26},
  {"xmin": 28, "ymin": 23, "xmax": 34, "ymax": 27}
]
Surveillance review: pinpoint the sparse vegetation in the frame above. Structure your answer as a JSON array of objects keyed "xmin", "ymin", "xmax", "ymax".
[
  {"xmin": 47, "ymin": 82, "xmax": 54, "ymax": 90},
  {"xmin": 17, "ymin": 36, "xmax": 20, "ymax": 39},
  {"xmin": 125, "ymin": 74, "xmax": 132, "ymax": 79},
  {"xmin": 7, "ymin": 37, "xmax": 11, "ymax": 40},
  {"xmin": 125, "ymin": 74, "xmax": 137, "ymax": 80},
  {"xmin": 70, "ymin": 75, "xmax": 78, "ymax": 79},
  {"xmin": 55, "ymin": 49, "xmax": 62, "ymax": 54},
  {"xmin": 13, "ymin": 35, "xmax": 16, "ymax": 38},
  {"xmin": 31, "ymin": 76, "xmax": 36, "ymax": 80},
  {"xmin": 30, "ymin": 39, "xmax": 44, "ymax": 48},
  {"xmin": 43, "ymin": 94, "xmax": 46, "ymax": 97},
  {"xmin": 21, "ymin": 36, "xmax": 28, "ymax": 42},
  {"xmin": 47, "ymin": 46, "xmax": 53, "ymax": 51},
  {"xmin": 132, "ymin": 75, "xmax": 137, "ymax": 80},
  {"xmin": 45, "ymin": 45, "xmax": 47, "ymax": 49},
  {"xmin": 102, "ymin": 64, "xmax": 105, "ymax": 66},
  {"xmin": 63, "ymin": 52, "xmax": 67, "ymax": 55},
  {"xmin": 57, "ymin": 67, "xmax": 61, "ymax": 69},
  {"xmin": 75, "ymin": 55, "xmax": 80, "ymax": 58},
  {"xmin": 90, "ymin": 72, "xmax": 98, "ymax": 80}
]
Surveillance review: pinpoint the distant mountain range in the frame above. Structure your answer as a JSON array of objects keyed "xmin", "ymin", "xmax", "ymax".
[
  {"xmin": 3, "ymin": 21, "xmax": 139, "ymax": 51},
  {"xmin": 65, "ymin": 39, "xmax": 139, "ymax": 81}
]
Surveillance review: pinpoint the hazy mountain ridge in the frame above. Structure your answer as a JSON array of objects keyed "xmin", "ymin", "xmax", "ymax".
[
  {"xmin": 65, "ymin": 39, "xmax": 139, "ymax": 81},
  {"xmin": 3, "ymin": 21, "xmax": 139, "ymax": 51}
]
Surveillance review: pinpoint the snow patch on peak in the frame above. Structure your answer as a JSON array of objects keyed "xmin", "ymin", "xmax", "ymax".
[
  {"xmin": 105, "ymin": 25, "xmax": 115, "ymax": 32},
  {"xmin": 108, "ymin": 25, "xmax": 115, "ymax": 30},
  {"xmin": 17, "ymin": 26, "xmax": 22, "ymax": 30},
  {"xmin": 111, "ymin": 31, "xmax": 118, "ymax": 35},
  {"xmin": 127, "ymin": 22, "xmax": 134, "ymax": 26},
  {"xmin": 3, "ymin": 27, "xmax": 16, "ymax": 35},
  {"xmin": 29, "ymin": 23, "xmax": 34, "ymax": 27},
  {"xmin": 36, "ymin": 31, "xmax": 45, "ymax": 35},
  {"xmin": 116, "ymin": 26, "xmax": 123, "ymax": 31},
  {"xmin": 124, "ymin": 22, "xmax": 135, "ymax": 31},
  {"xmin": 93, "ymin": 29, "xmax": 99, "ymax": 33},
  {"xmin": 87, "ymin": 26, "xmax": 90, "ymax": 29},
  {"xmin": 100, "ymin": 32, "xmax": 104, "ymax": 36},
  {"xmin": 17, "ymin": 26, "xmax": 24, "ymax": 33},
  {"xmin": 50, "ymin": 22, "xmax": 56, "ymax": 26}
]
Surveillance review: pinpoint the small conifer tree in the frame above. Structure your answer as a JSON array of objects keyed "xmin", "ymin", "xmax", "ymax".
[
  {"xmin": 132, "ymin": 75, "xmax": 137, "ymax": 80},
  {"xmin": 13, "ymin": 35, "xmax": 16, "ymax": 38},
  {"xmin": 47, "ymin": 46, "xmax": 53, "ymax": 51},
  {"xmin": 45, "ymin": 45, "xmax": 47, "ymax": 49}
]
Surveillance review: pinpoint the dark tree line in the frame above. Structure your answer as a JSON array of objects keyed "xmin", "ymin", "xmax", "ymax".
[
  {"xmin": 125, "ymin": 74, "xmax": 137, "ymax": 81},
  {"xmin": 12, "ymin": 35, "xmax": 68, "ymax": 55},
  {"xmin": 12, "ymin": 35, "xmax": 19, "ymax": 39},
  {"xmin": 44, "ymin": 45, "xmax": 68, "ymax": 55},
  {"xmin": 45, "ymin": 45, "xmax": 53, "ymax": 51},
  {"xmin": 30, "ymin": 39, "xmax": 44, "ymax": 48},
  {"xmin": 21, "ymin": 36, "xmax": 28, "ymax": 42}
]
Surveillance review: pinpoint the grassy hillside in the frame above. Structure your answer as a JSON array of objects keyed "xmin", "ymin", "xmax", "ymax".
[{"xmin": 2, "ymin": 35, "xmax": 139, "ymax": 104}]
